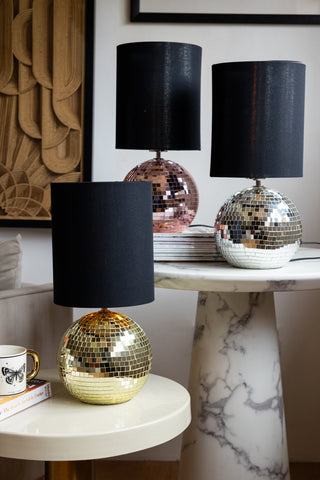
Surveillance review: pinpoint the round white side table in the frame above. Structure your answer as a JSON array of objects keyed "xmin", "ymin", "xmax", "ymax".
[
  {"xmin": 154, "ymin": 247, "xmax": 320, "ymax": 480},
  {"xmin": 0, "ymin": 369, "xmax": 191, "ymax": 480}
]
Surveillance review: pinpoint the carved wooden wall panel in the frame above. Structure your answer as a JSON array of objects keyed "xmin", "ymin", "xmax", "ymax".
[{"xmin": 0, "ymin": 0, "xmax": 92, "ymax": 225}]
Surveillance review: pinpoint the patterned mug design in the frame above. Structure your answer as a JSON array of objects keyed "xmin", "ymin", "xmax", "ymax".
[
  {"xmin": 0, "ymin": 346, "xmax": 40, "ymax": 396},
  {"xmin": 2, "ymin": 364, "xmax": 25, "ymax": 384}
]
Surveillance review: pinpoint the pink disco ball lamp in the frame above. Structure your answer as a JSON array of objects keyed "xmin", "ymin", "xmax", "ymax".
[{"xmin": 116, "ymin": 42, "xmax": 201, "ymax": 233}]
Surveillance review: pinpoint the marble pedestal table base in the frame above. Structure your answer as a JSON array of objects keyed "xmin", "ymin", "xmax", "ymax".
[{"xmin": 179, "ymin": 291, "xmax": 289, "ymax": 480}]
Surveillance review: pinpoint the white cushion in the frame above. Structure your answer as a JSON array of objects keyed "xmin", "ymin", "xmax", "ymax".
[{"xmin": 0, "ymin": 235, "xmax": 22, "ymax": 290}]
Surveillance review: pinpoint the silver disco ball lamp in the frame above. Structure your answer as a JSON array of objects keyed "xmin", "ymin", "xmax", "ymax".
[{"xmin": 211, "ymin": 61, "xmax": 306, "ymax": 269}]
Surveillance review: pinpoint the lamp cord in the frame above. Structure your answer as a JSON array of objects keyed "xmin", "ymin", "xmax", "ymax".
[{"xmin": 188, "ymin": 224, "xmax": 214, "ymax": 228}]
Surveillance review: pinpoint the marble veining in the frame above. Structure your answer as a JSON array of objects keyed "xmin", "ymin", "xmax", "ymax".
[
  {"xmin": 264, "ymin": 280, "xmax": 297, "ymax": 292},
  {"xmin": 179, "ymin": 291, "xmax": 289, "ymax": 480}
]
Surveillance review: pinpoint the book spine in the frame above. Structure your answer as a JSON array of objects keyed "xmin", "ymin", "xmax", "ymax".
[{"xmin": 0, "ymin": 382, "xmax": 51, "ymax": 421}]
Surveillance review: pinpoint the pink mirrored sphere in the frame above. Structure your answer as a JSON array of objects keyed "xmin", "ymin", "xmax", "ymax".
[{"xmin": 124, "ymin": 157, "xmax": 199, "ymax": 233}]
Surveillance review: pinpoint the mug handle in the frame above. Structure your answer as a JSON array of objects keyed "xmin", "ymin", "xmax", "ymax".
[{"xmin": 26, "ymin": 349, "xmax": 40, "ymax": 381}]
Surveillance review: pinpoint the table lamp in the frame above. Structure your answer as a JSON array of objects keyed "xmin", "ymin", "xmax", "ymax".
[
  {"xmin": 211, "ymin": 61, "xmax": 305, "ymax": 269},
  {"xmin": 51, "ymin": 181, "xmax": 154, "ymax": 404},
  {"xmin": 116, "ymin": 41, "xmax": 202, "ymax": 233}
]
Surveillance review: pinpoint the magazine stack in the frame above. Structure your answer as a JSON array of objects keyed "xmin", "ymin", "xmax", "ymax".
[{"xmin": 153, "ymin": 226, "xmax": 224, "ymax": 262}]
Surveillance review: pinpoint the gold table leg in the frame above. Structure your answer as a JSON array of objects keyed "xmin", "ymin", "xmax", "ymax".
[{"xmin": 45, "ymin": 460, "xmax": 95, "ymax": 480}]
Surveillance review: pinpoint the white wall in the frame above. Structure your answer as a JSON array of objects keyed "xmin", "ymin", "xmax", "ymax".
[{"xmin": 1, "ymin": 0, "xmax": 320, "ymax": 462}]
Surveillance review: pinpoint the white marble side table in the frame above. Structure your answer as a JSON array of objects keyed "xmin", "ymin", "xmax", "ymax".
[
  {"xmin": 0, "ymin": 369, "xmax": 191, "ymax": 480},
  {"xmin": 154, "ymin": 247, "xmax": 320, "ymax": 480}
]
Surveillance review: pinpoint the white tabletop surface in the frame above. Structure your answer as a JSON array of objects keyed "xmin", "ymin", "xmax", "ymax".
[
  {"xmin": 0, "ymin": 370, "xmax": 191, "ymax": 462},
  {"xmin": 154, "ymin": 246, "xmax": 320, "ymax": 293}
]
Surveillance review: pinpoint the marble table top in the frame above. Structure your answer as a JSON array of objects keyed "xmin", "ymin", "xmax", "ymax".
[
  {"xmin": 0, "ymin": 369, "xmax": 190, "ymax": 462},
  {"xmin": 154, "ymin": 246, "xmax": 320, "ymax": 293}
]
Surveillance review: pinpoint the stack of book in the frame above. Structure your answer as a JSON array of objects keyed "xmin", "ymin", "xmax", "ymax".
[
  {"xmin": 153, "ymin": 226, "xmax": 224, "ymax": 262},
  {"xmin": 0, "ymin": 378, "xmax": 51, "ymax": 421}
]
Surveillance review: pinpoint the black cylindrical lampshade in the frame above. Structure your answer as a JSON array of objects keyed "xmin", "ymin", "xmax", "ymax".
[
  {"xmin": 211, "ymin": 61, "xmax": 305, "ymax": 178},
  {"xmin": 51, "ymin": 182, "xmax": 154, "ymax": 308},
  {"xmin": 116, "ymin": 42, "xmax": 202, "ymax": 151}
]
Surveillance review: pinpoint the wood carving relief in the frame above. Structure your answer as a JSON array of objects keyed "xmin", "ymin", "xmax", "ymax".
[{"xmin": 0, "ymin": 0, "xmax": 88, "ymax": 223}]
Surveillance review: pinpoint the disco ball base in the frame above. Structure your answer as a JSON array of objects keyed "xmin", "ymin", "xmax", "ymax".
[
  {"xmin": 215, "ymin": 185, "xmax": 302, "ymax": 269},
  {"xmin": 124, "ymin": 157, "xmax": 199, "ymax": 233},
  {"xmin": 58, "ymin": 309, "xmax": 152, "ymax": 404}
]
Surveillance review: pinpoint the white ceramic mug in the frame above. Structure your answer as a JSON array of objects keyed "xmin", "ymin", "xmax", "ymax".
[{"xmin": 0, "ymin": 345, "xmax": 40, "ymax": 396}]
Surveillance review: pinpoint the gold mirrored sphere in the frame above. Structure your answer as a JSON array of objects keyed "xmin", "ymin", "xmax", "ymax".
[{"xmin": 58, "ymin": 309, "xmax": 152, "ymax": 404}]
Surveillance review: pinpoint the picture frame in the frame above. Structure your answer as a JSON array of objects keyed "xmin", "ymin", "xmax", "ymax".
[
  {"xmin": 0, "ymin": 0, "xmax": 94, "ymax": 228},
  {"xmin": 131, "ymin": 0, "xmax": 320, "ymax": 25}
]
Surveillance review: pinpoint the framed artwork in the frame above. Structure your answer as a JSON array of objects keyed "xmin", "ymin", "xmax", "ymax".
[
  {"xmin": 0, "ymin": 0, "xmax": 94, "ymax": 227},
  {"xmin": 131, "ymin": 0, "xmax": 320, "ymax": 24}
]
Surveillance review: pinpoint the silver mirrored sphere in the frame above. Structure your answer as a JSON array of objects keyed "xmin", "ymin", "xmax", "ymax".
[{"xmin": 215, "ymin": 185, "xmax": 302, "ymax": 269}]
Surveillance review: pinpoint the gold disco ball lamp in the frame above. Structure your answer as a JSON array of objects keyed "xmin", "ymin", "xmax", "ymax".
[{"xmin": 51, "ymin": 182, "xmax": 154, "ymax": 404}]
